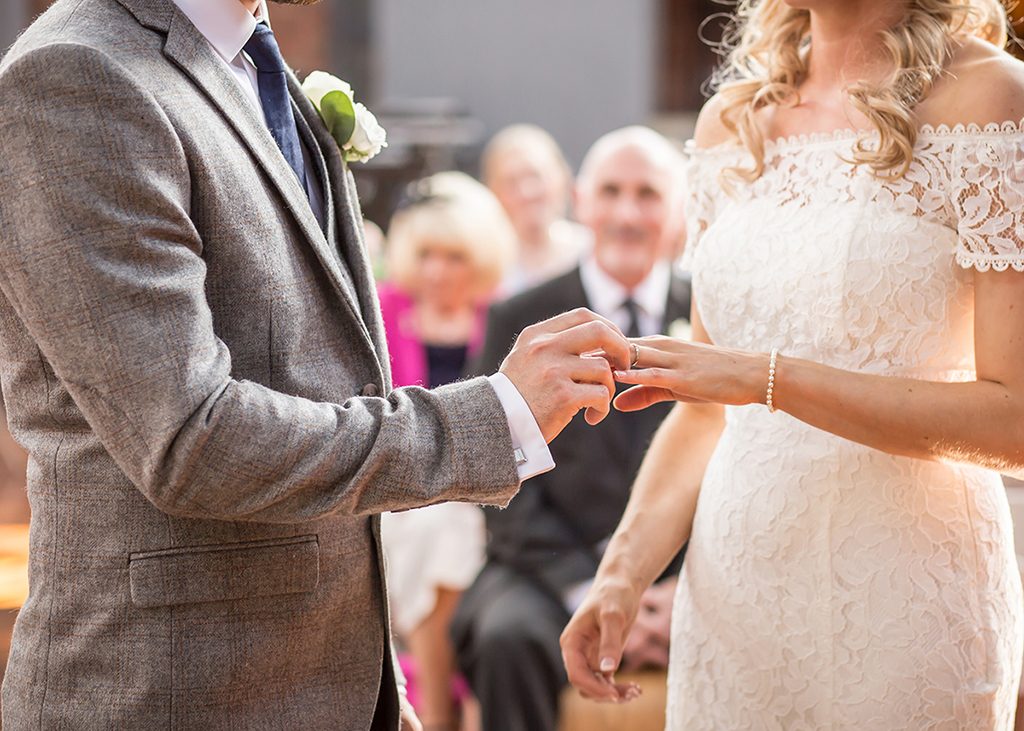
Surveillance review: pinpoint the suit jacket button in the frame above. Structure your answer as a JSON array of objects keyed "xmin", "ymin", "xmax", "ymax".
[{"xmin": 361, "ymin": 383, "xmax": 380, "ymax": 397}]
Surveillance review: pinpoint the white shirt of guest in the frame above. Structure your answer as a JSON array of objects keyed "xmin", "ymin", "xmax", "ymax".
[
  {"xmin": 579, "ymin": 255, "xmax": 671, "ymax": 337},
  {"xmin": 168, "ymin": 0, "xmax": 553, "ymax": 483}
]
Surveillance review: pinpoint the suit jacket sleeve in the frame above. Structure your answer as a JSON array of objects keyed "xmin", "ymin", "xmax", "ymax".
[{"xmin": 0, "ymin": 43, "xmax": 520, "ymax": 523}]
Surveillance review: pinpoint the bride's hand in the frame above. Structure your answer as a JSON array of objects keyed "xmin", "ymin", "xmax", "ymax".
[
  {"xmin": 560, "ymin": 576, "xmax": 644, "ymax": 703},
  {"xmin": 614, "ymin": 335, "xmax": 769, "ymax": 412}
]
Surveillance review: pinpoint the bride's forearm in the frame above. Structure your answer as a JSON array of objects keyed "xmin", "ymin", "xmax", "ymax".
[
  {"xmin": 596, "ymin": 401, "xmax": 725, "ymax": 593},
  {"xmin": 774, "ymin": 356, "xmax": 1024, "ymax": 472}
]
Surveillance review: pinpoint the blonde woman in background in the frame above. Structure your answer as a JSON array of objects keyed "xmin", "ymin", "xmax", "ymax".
[
  {"xmin": 561, "ymin": 1, "xmax": 1024, "ymax": 728},
  {"xmin": 379, "ymin": 172, "xmax": 516, "ymax": 731},
  {"xmin": 482, "ymin": 125, "xmax": 590, "ymax": 295}
]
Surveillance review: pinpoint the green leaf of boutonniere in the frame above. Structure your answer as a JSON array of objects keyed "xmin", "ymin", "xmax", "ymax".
[
  {"xmin": 320, "ymin": 90, "xmax": 356, "ymax": 149},
  {"xmin": 302, "ymin": 70, "xmax": 387, "ymax": 163}
]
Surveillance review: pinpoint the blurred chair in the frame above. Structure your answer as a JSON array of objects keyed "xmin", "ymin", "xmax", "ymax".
[{"xmin": 558, "ymin": 671, "xmax": 667, "ymax": 731}]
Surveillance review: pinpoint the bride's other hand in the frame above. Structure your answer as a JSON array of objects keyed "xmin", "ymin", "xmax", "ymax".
[
  {"xmin": 614, "ymin": 335, "xmax": 769, "ymax": 411},
  {"xmin": 560, "ymin": 577, "xmax": 644, "ymax": 703}
]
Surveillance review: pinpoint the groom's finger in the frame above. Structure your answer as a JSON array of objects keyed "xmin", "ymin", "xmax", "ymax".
[
  {"xmin": 534, "ymin": 307, "xmax": 624, "ymax": 338},
  {"xmin": 574, "ymin": 354, "xmax": 616, "ymax": 398},
  {"xmin": 553, "ymin": 321, "xmax": 630, "ymax": 371},
  {"xmin": 571, "ymin": 383, "xmax": 612, "ymax": 425}
]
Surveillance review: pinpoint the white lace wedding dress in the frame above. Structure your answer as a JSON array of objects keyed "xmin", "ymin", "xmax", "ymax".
[{"xmin": 669, "ymin": 122, "xmax": 1024, "ymax": 730}]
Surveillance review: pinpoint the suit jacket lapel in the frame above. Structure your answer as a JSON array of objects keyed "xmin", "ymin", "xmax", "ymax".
[
  {"xmin": 152, "ymin": 6, "xmax": 379, "ymax": 352},
  {"xmin": 289, "ymin": 76, "xmax": 391, "ymax": 369},
  {"xmin": 291, "ymin": 96, "xmax": 334, "ymax": 236}
]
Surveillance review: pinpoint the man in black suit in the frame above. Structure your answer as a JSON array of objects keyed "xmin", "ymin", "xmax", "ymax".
[{"xmin": 452, "ymin": 127, "xmax": 691, "ymax": 731}]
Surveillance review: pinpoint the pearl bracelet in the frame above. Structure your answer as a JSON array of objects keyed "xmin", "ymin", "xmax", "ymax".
[{"xmin": 766, "ymin": 348, "xmax": 779, "ymax": 413}]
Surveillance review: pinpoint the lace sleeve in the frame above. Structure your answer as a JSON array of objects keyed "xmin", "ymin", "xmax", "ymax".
[
  {"xmin": 952, "ymin": 132, "xmax": 1024, "ymax": 272},
  {"xmin": 680, "ymin": 149, "xmax": 720, "ymax": 270}
]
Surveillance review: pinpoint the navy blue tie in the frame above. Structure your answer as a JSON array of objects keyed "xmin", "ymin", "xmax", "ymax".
[{"xmin": 244, "ymin": 23, "xmax": 308, "ymax": 191}]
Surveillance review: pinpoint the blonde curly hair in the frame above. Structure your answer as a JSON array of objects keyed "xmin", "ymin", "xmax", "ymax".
[{"xmin": 713, "ymin": 0, "xmax": 1010, "ymax": 181}]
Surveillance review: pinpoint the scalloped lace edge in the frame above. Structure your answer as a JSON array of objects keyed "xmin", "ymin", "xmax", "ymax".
[
  {"xmin": 686, "ymin": 117, "xmax": 1024, "ymax": 157},
  {"xmin": 955, "ymin": 251, "xmax": 1024, "ymax": 273}
]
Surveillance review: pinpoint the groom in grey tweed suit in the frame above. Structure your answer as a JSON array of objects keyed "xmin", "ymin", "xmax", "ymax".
[{"xmin": 0, "ymin": 0, "xmax": 629, "ymax": 728}]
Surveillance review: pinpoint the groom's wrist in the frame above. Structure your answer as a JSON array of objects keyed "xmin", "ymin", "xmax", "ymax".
[{"xmin": 487, "ymin": 373, "xmax": 555, "ymax": 482}]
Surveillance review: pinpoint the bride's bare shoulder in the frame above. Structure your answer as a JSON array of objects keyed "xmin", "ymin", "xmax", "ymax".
[
  {"xmin": 692, "ymin": 93, "xmax": 735, "ymax": 150},
  {"xmin": 920, "ymin": 36, "xmax": 1024, "ymax": 127}
]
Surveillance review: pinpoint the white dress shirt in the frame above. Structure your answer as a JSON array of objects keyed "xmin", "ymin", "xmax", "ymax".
[
  {"xmin": 169, "ymin": 0, "xmax": 327, "ymax": 226},
  {"xmin": 170, "ymin": 0, "xmax": 553, "ymax": 482},
  {"xmin": 579, "ymin": 255, "xmax": 671, "ymax": 337}
]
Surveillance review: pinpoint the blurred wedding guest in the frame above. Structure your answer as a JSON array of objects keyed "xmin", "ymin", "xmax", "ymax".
[
  {"xmin": 378, "ymin": 172, "xmax": 516, "ymax": 731},
  {"xmin": 482, "ymin": 125, "xmax": 590, "ymax": 295},
  {"xmin": 452, "ymin": 127, "xmax": 690, "ymax": 731},
  {"xmin": 362, "ymin": 218, "xmax": 388, "ymax": 281}
]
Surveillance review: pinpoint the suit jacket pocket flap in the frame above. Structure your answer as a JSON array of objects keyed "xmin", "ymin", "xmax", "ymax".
[{"xmin": 129, "ymin": 535, "xmax": 319, "ymax": 608}]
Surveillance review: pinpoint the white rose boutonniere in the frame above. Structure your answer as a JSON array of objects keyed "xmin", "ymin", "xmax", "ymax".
[
  {"xmin": 668, "ymin": 318, "xmax": 693, "ymax": 342},
  {"xmin": 301, "ymin": 71, "xmax": 387, "ymax": 163}
]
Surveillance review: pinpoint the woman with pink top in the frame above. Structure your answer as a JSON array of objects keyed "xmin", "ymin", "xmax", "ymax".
[{"xmin": 379, "ymin": 172, "xmax": 516, "ymax": 731}]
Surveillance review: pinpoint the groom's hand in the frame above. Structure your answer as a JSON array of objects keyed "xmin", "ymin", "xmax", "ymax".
[{"xmin": 500, "ymin": 308, "xmax": 630, "ymax": 443}]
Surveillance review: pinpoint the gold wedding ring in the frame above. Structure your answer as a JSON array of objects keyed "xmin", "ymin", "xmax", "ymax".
[{"xmin": 630, "ymin": 343, "xmax": 640, "ymax": 369}]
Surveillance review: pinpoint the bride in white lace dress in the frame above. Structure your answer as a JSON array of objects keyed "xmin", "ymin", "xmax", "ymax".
[{"xmin": 560, "ymin": 1, "xmax": 1024, "ymax": 728}]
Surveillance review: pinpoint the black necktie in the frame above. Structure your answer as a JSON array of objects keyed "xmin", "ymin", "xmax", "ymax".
[
  {"xmin": 617, "ymin": 297, "xmax": 645, "ymax": 455},
  {"xmin": 622, "ymin": 297, "xmax": 642, "ymax": 339},
  {"xmin": 243, "ymin": 23, "xmax": 308, "ymax": 192}
]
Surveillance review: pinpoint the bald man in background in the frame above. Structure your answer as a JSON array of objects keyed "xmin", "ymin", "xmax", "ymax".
[{"xmin": 452, "ymin": 127, "xmax": 692, "ymax": 731}]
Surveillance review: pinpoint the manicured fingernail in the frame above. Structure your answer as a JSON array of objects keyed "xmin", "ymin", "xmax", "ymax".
[
  {"xmin": 613, "ymin": 371, "xmax": 627, "ymax": 379},
  {"xmin": 600, "ymin": 657, "xmax": 615, "ymax": 673}
]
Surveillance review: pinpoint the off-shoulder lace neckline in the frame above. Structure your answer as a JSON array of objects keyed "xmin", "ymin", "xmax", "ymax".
[{"xmin": 687, "ymin": 117, "xmax": 1024, "ymax": 158}]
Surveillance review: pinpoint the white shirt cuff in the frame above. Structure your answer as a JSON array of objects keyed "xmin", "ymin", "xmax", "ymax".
[{"xmin": 488, "ymin": 372, "xmax": 555, "ymax": 482}]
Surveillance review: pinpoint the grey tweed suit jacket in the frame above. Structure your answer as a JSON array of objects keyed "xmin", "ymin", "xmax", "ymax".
[{"xmin": 0, "ymin": 0, "xmax": 522, "ymax": 728}]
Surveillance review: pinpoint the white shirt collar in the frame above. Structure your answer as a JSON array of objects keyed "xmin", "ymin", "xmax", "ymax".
[
  {"xmin": 170, "ymin": 0, "xmax": 269, "ymax": 65},
  {"xmin": 579, "ymin": 254, "xmax": 670, "ymax": 327}
]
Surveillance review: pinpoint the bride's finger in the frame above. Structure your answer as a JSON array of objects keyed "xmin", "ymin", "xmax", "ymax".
[
  {"xmin": 626, "ymin": 344, "xmax": 686, "ymax": 370},
  {"xmin": 614, "ymin": 385, "xmax": 708, "ymax": 411},
  {"xmin": 613, "ymin": 385, "xmax": 678, "ymax": 412},
  {"xmin": 613, "ymin": 366, "xmax": 682, "ymax": 388},
  {"xmin": 630, "ymin": 334, "xmax": 694, "ymax": 352},
  {"xmin": 562, "ymin": 639, "xmax": 620, "ymax": 701}
]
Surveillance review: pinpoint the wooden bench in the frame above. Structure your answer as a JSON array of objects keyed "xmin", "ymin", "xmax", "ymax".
[{"xmin": 558, "ymin": 670, "xmax": 667, "ymax": 731}]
